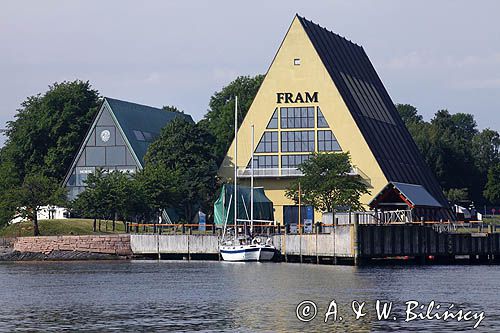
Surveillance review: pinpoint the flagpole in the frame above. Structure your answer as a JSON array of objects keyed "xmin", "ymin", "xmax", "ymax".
[
  {"xmin": 233, "ymin": 96, "xmax": 238, "ymax": 243},
  {"xmin": 250, "ymin": 124, "xmax": 254, "ymax": 236}
]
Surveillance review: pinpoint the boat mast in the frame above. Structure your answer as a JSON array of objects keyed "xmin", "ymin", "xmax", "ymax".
[
  {"xmin": 250, "ymin": 124, "xmax": 254, "ymax": 236},
  {"xmin": 233, "ymin": 96, "xmax": 238, "ymax": 243}
]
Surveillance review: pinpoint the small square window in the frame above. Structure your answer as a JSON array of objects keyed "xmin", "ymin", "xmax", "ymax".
[{"xmin": 294, "ymin": 58, "xmax": 301, "ymax": 66}]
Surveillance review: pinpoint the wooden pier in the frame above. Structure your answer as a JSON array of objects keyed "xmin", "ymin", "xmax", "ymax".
[{"xmin": 129, "ymin": 223, "xmax": 500, "ymax": 265}]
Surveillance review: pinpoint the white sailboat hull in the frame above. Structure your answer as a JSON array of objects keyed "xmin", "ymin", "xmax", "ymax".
[{"xmin": 220, "ymin": 244, "xmax": 277, "ymax": 262}]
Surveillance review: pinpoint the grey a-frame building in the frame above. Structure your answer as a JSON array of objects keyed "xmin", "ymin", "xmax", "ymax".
[{"xmin": 63, "ymin": 97, "xmax": 193, "ymax": 200}]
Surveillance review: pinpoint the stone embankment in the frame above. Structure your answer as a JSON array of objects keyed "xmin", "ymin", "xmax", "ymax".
[{"xmin": 0, "ymin": 235, "xmax": 132, "ymax": 261}]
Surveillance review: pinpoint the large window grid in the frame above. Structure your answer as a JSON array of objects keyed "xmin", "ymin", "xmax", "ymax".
[
  {"xmin": 281, "ymin": 154, "xmax": 311, "ymax": 168},
  {"xmin": 318, "ymin": 130, "xmax": 341, "ymax": 152},
  {"xmin": 248, "ymin": 155, "xmax": 278, "ymax": 169},
  {"xmin": 267, "ymin": 109, "xmax": 278, "ymax": 129},
  {"xmin": 317, "ymin": 107, "xmax": 329, "ymax": 128},
  {"xmin": 280, "ymin": 107, "xmax": 315, "ymax": 129},
  {"xmin": 250, "ymin": 106, "xmax": 343, "ymax": 171},
  {"xmin": 256, "ymin": 131, "xmax": 278, "ymax": 153},
  {"xmin": 281, "ymin": 131, "xmax": 315, "ymax": 152}
]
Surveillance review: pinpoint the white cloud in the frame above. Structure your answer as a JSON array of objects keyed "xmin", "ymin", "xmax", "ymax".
[
  {"xmin": 212, "ymin": 67, "xmax": 239, "ymax": 82},
  {"xmin": 449, "ymin": 78, "xmax": 500, "ymax": 90},
  {"xmin": 385, "ymin": 52, "xmax": 500, "ymax": 70}
]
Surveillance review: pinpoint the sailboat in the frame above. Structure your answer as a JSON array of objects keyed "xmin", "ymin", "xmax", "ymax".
[{"xmin": 219, "ymin": 96, "xmax": 277, "ymax": 262}]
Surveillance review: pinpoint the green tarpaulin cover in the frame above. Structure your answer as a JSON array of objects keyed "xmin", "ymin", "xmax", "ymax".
[{"xmin": 214, "ymin": 184, "xmax": 274, "ymax": 227}]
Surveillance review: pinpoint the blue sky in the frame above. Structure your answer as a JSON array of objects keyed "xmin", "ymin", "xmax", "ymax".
[{"xmin": 1, "ymin": 0, "xmax": 499, "ymax": 146}]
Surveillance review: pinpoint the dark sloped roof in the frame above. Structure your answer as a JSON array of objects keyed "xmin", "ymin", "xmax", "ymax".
[
  {"xmin": 370, "ymin": 182, "xmax": 443, "ymax": 208},
  {"xmin": 297, "ymin": 15, "xmax": 449, "ymax": 209},
  {"xmin": 392, "ymin": 182, "xmax": 442, "ymax": 207},
  {"xmin": 106, "ymin": 97, "xmax": 194, "ymax": 165}
]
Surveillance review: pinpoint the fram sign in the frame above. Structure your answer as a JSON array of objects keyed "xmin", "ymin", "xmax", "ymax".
[{"xmin": 276, "ymin": 92, "xmax": 318, "ymax": 104}]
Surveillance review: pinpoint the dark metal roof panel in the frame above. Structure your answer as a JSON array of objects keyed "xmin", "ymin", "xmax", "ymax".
[
  {"xmin": 105, "ymin": 97, "xmax": 194, "ymax": 166},
  {"xmin": 297, "ymin": 15, "xmax": 449, "ymax": 209},
  {"xmin": 392, "ymin": 182, "xmax": 443, "ymax": 207}
]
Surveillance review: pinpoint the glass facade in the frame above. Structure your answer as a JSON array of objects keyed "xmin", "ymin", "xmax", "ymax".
[
  {"xmin": 65, "ymin": 107, "xmax": 139, "ymax": 200},
  {"xmin": 280, "ymin": 107, "xmax": 315, "ymax": 128},
  {"xmin": 281, "ymin": 154, "xmax": 311, "ymax": 168},
  {"xmin": 248, "ymin": 105, "xmax": 343, "ymax": 173},
  {"xmin": 281, "ymin": 131, "xmax": 315, "ymax": 152},
  {"xmin": 267, "ymin": 109, "xmax": 278, "ymax": 129},
  {"xmin": 317, "ymin": 107, "xmax": 329, "ymax": 128},
  {"xmin": 256, "ymin": 131, "xmax": 278, "ymax": 153},
  {"xmin": 318, "ymin": 130, "xmax": 341, "ymax": 152},
  {"xmin": 248, "ymin": 155, "xmax": 278, "ymax": 169}
]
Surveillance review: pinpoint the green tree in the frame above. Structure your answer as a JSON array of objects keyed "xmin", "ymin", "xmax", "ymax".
[
  {"xmin": 396, "ymin": 104, "xmax": 423, "ymax": 125},
  {"xmin": 133, "ymin": 166, "xmax": 180, "ymax": 222},
  {"xmin": 445, "ymin": 188, "xmax": 469, "ymax": 205},
  {"xmin": 4, "ymin": 80, "xmax": 100, "ymax": 180},
  {"xmin": 472, "ymin": 129, "xmax": 500, "ymax": 174},
  {"xmin": 0, "ymin": 154, "xmax": 21, "ymax": 227},
  {"xmin": 145, "ymin": 118, "xmax": 219, "ymax": 221},
  {"xmin": 101, "ymin": 171, "xmax": 130, "ymax": 231},
  {"xmin": 72, "ymin": 169, "xmax": 110, "ymax": 231},
  {"xmin": 121, "ymin": 174, "xmax": 150, "ymax": 225},
  {"xmin": 162, "ymin": 105, "xmax": 184, "ymax": 114},
  {"xmin": 484, "ymin": 164, "xmax": 500, "ymax": 205},
  {"xmin": 11, "ymin": 173, "xmax": 67, "ymax": 236},
  {"xmin": 395, "ymin": 103, "xmax": 500, "ymax": 206},
  {"xmin": 285, "ymin": 153, "xmax": 370, "ymax": 213},
  {"xmin": 200, "ymin": 75, "xmax": 264, "ymax": 162}
]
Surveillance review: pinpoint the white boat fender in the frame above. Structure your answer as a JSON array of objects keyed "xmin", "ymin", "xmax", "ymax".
[{"xmin": 252, "ymin": 237, "xmax": 261, "ymax": 245}]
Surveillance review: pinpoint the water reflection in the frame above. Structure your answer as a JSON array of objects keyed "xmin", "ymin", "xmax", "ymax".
[{"xmin": 0, "ymin": 261, "xmax": 498, "ymax": 332}]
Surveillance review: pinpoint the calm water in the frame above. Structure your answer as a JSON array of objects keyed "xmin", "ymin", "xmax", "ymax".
[{"xmin": 0, "ymin": 261, "xmax": 498, "ymax": 332}]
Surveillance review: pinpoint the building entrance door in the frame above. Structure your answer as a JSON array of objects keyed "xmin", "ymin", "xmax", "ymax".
[{"xmin": 283, "ymin": 205, "xmax": 314, "ymax": 233}]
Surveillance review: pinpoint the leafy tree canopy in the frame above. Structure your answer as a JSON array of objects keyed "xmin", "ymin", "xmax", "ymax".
[
  {"xmin": 445, "ymin": 188, "xmax": 469, "ymax": 205},
  {"xmin": 145, "ymin": 118, "xmax": 219, "ymax": 221},
  {"xmin": 3, "ymin": 80, "xmax": 101, "ymax": 181},
  {"xmin": 11, "ymin": 173, "xmax": 67, "ymax": 236},
  {"xmin": 484, "ymin": 163, "xmax": 500, "ymax": 205},
  {"xmin": 200, "ymin": 75, "xmax": 264, "ymax": 162},
  {"xmin": 395, "ymin": 104, "xmax": 423, "ymax": 124},
  {"xmin": 397, "ymin": 103, "xmax": 498, "ymax": 205},
  {"xmin": 472, "ymin": 129, "xmax": 500, "ymax": 174},
  {"xmin": 285, "ymin": 153, "xmax": 370, "ymax": 213},
  {"xmin": 162, "ymin": 105, "xmax": 184, "ymax": 114}
]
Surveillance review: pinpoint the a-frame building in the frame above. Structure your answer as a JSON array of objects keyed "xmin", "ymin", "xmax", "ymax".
[
  {"xmin": 63, "ymin": 97, "xmax": 193, "ymax": 200},
  {"xmin": 218, "ymin": 15, "xmax": 452, "ymax": 225}
]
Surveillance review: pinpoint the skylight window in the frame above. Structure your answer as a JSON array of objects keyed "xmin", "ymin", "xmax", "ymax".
[
  {"xmin": 133, "ymin": 130, "xmax": 145, "ymax": 141},
  {"xmin": 294, "ymin": 58, "xmax": 301, "ymax": 66},
  {"xmin": 142, "ymin": 131, "xmax": 153, "ymax": 141}
]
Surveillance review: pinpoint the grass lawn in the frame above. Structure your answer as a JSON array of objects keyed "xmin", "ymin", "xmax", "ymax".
[
  {"xmin": 484, "ymin": 217, "xmax": 500, "ymax": 225},
  {"xmin": 0, "ymin": 219, "xmax": 126, "ymax": 237}
]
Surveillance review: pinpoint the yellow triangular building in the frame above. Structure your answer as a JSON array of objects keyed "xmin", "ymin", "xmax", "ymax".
[{"xmin": 219, "ymin": 15, "xmax": 451, "ymax": 225}]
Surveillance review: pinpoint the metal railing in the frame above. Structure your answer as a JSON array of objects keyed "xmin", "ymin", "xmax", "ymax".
[
  {"xmin": 236, "ymin": 167, "xmax": 361, "ymax": 178},
  {"xmin": 237, "ymin": 167, "xmax": 302, "ymax": 178},
  {"xmin": 125, "ymin": 220, "xmax": 499, "ymax": 236}
]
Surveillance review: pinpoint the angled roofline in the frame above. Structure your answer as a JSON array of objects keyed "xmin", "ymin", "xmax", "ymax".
[
  {"xmin": 296, "ymin": 14, "xmax": 450, "ymax": 213},
  {"xmin": 103, "ymin": 98, "xmax": 144, "ymax": 169},
  {"xmin": 296, "ymin": 14, "xmax": 363, "ymax": 49},
  {"xmin": 61, "ymin": 99, "xmax": 106, "ymax": 187},
  {"xmin": 217, "ymin": 13, "xmax": 299, "ymax": 172},
  {"xmin": 61, "ymin": 97, "xmax": 144, "ymax": 188},
  {"xmin": 369, "ymin": 181, "xmax": 443, "ymax": 208}
]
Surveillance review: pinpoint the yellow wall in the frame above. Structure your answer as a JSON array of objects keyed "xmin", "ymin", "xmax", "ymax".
[{"xmin": 219, "ymin": 16, "xmax": 389, "ymax": 225}]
